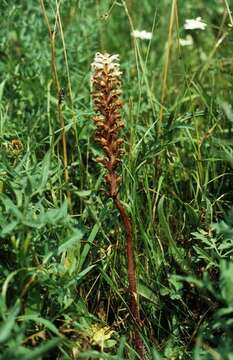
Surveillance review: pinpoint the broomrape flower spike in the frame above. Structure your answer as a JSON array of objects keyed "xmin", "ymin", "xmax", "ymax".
[
  {"xmin": 91, "ymin": 53, "xmax": 144, "ymax": 358},
  {"xmin": 184, "ymin": 17, "xmax": 207, "ymax": 30},
  {"xmin": 91, "ymin": 53, "xmax": 124, "ymax": 198}
]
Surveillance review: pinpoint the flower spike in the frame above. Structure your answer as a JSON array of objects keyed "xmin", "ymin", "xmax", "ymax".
[{"xmin": 91, "ymin": 53, "xmax": 144, "ymax": 358}]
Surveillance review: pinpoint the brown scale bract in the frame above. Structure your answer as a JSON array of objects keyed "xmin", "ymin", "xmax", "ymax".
[{"xmin": 91, "ymin": 53, "xmax": 124, "ymax": 198}]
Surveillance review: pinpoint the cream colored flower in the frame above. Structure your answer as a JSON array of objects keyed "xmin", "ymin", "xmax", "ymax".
[
  {"xmin": 91, "ymin": 53, "xmax": 122, "ymax": 76},
  {"xmin": 131, "ymin": 30, "xmax": 152, "ymax": 40},
  {"xmin": 179, "ymin": 35, "xmax": 194, "ymax": 46},
  {"xmin": 184, "ymin": 17, "xmax": 207, "ymax": 30}
]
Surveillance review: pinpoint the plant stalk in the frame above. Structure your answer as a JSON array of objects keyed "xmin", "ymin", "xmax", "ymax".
[{"xmin": 114, "ymin": 197, "xmax": 144, "ymax": 358}]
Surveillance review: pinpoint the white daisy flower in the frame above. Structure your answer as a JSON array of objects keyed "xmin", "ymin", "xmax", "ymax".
[
  {"xmin": 179, "ymin": 35, "xmax": 194, "ymax": 46},
  {"xmin": 131, "ymin": 30, "xmax": 152, "ymax": 40},
  {"xmin": 184, "ymin": 17, "xmax": 207, "ymax": 31}
]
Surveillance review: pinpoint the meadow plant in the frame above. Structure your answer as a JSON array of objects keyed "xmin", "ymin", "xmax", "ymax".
[
  {"xmin": 1, "ymin": 1, "xmax": 233, "ymax": 358},
  {"xmin": 91, "ymin": 52, "xmax": 144, "ymax": 357}
]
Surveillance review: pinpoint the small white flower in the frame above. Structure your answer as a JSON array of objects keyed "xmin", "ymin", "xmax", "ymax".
[
  {"xmin": 131, "ymin": 30, "xmax": 152, "ymax": 40},
  {"xmin": 91, "ymin": 53, "xmax": 121, "ymax": 72},
  {"xmin": 91, "ymin": 53, "xmax": 122, "ymax": 83},
  {"xmin": 179, "ymin": 35, "xmax": 193, "ymax": 46},
  {"xmin": 184, "ymin": 17, "xmax": 207, "ymax": 30}
]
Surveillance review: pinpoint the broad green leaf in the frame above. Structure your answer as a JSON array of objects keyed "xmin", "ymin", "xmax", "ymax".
[
  {"xmin": 17, "ymin": 315, "xmax": 61, "ymax": 336},
  {"xmin": 58, "ymin": 229, "xmax": 83, "ymax": 255},
  {"xmin": 67, "ymin": 265, "xmax": 96, "ymax": 286},
  {"xmin": 78, "ymin": 223, "xmax": 99, "ymax": 271},
  {"xmin": 0, "ymin": 303, "xmax": 20, "ymax": 343},
  {"xmin": 158, "ymin": 196, "xmax": 190, "ymax": 271},
  {"xmin": 23, "ymin": 337, "xmax": 61, "ymax": 360},
  {"xmin": 138, "ymin": 282, "xmax": 159, "ymax": 306}
]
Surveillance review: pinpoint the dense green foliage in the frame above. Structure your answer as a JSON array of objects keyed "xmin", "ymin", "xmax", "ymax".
[{"xmin": 1, "ymin": 1, "xmax": 233, "ymax": 359}]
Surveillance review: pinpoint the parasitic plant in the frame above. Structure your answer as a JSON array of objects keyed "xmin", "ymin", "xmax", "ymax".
[{"xmin": 91, "ymin": 53, "xmax": 144, "ymax": 357}]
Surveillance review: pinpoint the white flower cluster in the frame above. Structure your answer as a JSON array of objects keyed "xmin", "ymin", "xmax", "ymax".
[
  {"xmin": 179, "ymin": 35, "xmax": 193, "ymax": 47},
  {"xmin": 184, "ymin": 17, "xmax": 207, "ymax": 30},
  {"xmin": 91, "ymin": 53, "xmax": 122, "ymax": 78},
  {"xmin": 131, "ymin": 30, "xmax": 152, "ymax": 40}
]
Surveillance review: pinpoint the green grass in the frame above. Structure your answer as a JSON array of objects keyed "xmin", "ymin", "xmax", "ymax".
[{"xmin": 1, "ymin": 0, "xmax": 233, "ymax": 359}]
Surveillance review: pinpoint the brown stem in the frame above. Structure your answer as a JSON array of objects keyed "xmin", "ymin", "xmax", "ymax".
[{"xmin": 113, "ymin": 197, "xmax": 144, "ymax": 358}]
